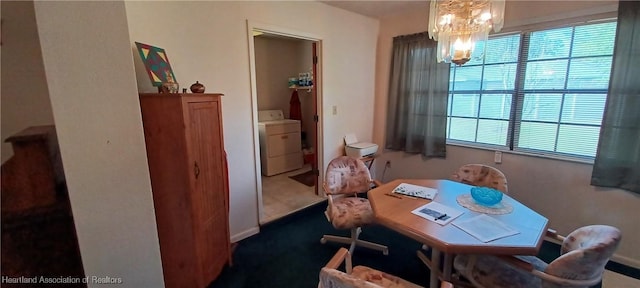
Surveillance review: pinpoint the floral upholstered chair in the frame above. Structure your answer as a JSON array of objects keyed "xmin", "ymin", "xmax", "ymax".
[
  {"xmin": 320, "ymin": 156, "xmax": 388, "ymax": 255},
  {"xmin": 452, "ymin": 225, "xmax": 622, "ymax": 288},
  {"xmin": 319, "ymin": 247, "xmax": 454, "ymax": 288},
  {"xmin": 451, "ymin": 164, "xmax": 509, "ymax": 193}
]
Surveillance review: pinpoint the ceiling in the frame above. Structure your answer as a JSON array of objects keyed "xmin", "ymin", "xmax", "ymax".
[
  {"xmin": 254, "ymin": 1, "xmax": 427, "ymax": 40},
  {"xmin": 319, "ymin": 1, "xmax": 428, "ymax": 19}
]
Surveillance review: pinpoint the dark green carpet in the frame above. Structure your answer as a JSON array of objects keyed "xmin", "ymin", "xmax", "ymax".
[
  {"xmin": 209, "ymin": 201, "xmax": 427, "ymax": 288},
  {"xmin": 209, "ymin": 201, "xmax": 638, "ymax": 288}
]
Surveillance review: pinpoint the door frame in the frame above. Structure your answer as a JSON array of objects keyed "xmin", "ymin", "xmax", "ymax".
[{"xmin": 246, "ymin": 20, "xmax": 324, "ymax": 224}]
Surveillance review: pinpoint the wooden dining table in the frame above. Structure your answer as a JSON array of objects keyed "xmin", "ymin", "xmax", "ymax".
[{"xmin": 368, "ymin": 179, "xmax": 549, "ymax": 288}]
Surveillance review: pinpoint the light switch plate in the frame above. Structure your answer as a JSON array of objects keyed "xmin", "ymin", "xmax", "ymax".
[{"xmin": 494, "ymin": 151, "xmax": 502, "ymax": 163}]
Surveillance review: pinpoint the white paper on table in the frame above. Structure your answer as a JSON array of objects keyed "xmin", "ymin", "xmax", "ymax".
[
  {"xmin": 453, "ymin": 214, "xmax": 520, "ymax": 242},
  {"xmin": 411, "ymin": 201, "xmax": 463, "ymax": 225},
  {"xmin": 392, "ymin": 183, "xmax": 438, "ymax": 200}
]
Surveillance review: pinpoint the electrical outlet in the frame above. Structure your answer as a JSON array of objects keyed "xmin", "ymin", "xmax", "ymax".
[
  {"xmin": 385, "ymin": 160, "xmax": 391, "ymax": 168},
  {"xmin": 494, "ymin": 151, "xmax": 502, "ymax": 164},
  {"xmin": 332, "ymin": 105, "xmax": 337, "ymax": 115}
]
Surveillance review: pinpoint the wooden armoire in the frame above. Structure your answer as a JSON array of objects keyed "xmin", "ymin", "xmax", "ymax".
[{"xmin": 139, "ymin": 93, "xmax": 231, "ymax": 288}]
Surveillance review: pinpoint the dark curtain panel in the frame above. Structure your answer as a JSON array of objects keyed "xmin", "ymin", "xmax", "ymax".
[
  {"xmin": 591, "ymin": 0, "xmax": 640, "ymax": 194},
  {"xmin": 385, "ymin": 32, "xmax": 450, "ymax": 158}
]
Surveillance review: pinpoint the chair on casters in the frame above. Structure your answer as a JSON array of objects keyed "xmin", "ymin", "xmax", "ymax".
[
  {"xmin": 319, "ymin": 247, "xmax": 453, "ymax": 288},
  {"xmin": 452, "ymin": 225, "xmax": 622, "ymax": 288},
  {"xmin": 320, "ymin": 156, "xmax": 388, "ymax": 256}
]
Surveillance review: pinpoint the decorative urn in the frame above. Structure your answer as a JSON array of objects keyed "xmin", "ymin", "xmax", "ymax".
[{"xmin": 190, "ymin": 81, "xmax": 205, "ymax": 93}]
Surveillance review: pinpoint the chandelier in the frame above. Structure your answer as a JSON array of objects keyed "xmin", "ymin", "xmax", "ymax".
[{"xmin": 428, "ymin": 0, "xmax": 505, "ymax": 65}]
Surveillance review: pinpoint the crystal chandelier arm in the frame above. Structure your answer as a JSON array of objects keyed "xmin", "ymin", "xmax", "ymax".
[
  {"xmin": 491, "ymin": 0, "xmax": 505, "ymax": 32},
  {"xmin": 428, "ymin": 0, "xmax": 438, "ymax": 40}
]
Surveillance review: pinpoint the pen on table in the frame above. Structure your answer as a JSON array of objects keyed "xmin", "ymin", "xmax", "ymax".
[
  {"xmin": 435, "ymin": 214, "xmax": 447, "ymax": 221},
  {"xmin": 403, "ymin": 194, "xmax": 418, "ymax": 200},
  {"xmin": 384, "ymin": 193, "xmax": 402, "ymax": 199}
]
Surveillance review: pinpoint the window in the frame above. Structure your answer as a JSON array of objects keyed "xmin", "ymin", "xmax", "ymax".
[{"xmin": 446, "ymin": 21, "xmax": 617, "ymax": 160}]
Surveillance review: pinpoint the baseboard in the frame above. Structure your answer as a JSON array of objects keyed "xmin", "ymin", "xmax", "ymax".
[
  {"xmin": 544, "ymin": 238, "xmax": 640, "ymax": 279},
  {"xmin": 230, "ymin": 226, "xmax": 260, "ymax": 243},
  {"xmin": 231, "ymin": 201, "xmax": 327, "ymax": 243},
  {"xmin": 610, "ymin": 254, "xmax": 640, "ymax": 272},
  {"xmin": 546, "ymin": 236, "xmax": 640, "ymax": 270}
]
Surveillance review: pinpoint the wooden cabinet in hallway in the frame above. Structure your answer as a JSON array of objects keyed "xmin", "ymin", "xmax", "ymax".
[{"xmin": 139, "ymin": 93, "xmax": 231, "ymax": 288}]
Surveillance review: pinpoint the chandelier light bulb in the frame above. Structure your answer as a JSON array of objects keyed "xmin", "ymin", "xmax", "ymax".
[
  {"xmin": 451, "ymin": 36, "xmax": 473, "ymax": 65},
  {"xmin": 481, "ymin": 12, "xmax": 492, "ymax": 21},
  {"xmin": 453, "ymin": 37, "xmax": 472, "ymax": 51},
  {"xmin": 440, "ymin": 14, "xmax": 454, "ymax": 26}
]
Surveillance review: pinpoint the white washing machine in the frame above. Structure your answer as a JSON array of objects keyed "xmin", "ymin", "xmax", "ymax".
[{"xmin": 258, "ymin": 110, "xmax": 303, "ymax": 176}]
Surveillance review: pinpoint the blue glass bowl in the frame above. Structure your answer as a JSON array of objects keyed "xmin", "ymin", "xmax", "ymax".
[{"xmin": 470, "ymin": 186, "xmax": 503, "ymax": 206}]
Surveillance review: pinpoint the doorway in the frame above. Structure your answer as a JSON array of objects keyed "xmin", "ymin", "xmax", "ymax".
[{"xmin": 247, "ymin": 22, "xmax": 325, "ymax": 225}]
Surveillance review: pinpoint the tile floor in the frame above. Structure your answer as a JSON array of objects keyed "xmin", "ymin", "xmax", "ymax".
[{"xmin": 261, "ymin": 164, "xmax": 326, "ymax": 224}]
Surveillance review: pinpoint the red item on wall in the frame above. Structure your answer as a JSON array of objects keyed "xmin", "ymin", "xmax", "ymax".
[{"xmin": 289, "ymin": 90, "xmax": 302, "ymax": 122}]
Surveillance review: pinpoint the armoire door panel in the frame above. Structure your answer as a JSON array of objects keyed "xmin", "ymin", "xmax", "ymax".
[{"xmin": 186, "ymin": 100, "xmax": 228, "ymax": 284}]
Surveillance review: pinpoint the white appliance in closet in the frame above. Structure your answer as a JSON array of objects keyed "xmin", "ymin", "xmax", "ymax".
[{"xmin": 258, "ymin": 110, "xmax": 303, "ymax": 176}]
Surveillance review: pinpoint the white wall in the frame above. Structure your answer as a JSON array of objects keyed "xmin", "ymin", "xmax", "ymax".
[
  {"xmin": 125, "ymin": 1, "xmax": 379, "ymax": 242},
  {"xmin": 1, "ymin": 1, "xmax": 55, "ymax": 163},
  {"xmin": 374, "ymin": 1, "xmax": 640, "ymax": 267},
  {"xmin": 33, "ymin": 1, "xmax": 164, "ymax": 286}
]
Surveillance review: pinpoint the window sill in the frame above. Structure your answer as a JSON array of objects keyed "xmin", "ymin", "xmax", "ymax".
[{"xmin": 446, "ymin": 141, "xmax": 595, "ymax": 165}]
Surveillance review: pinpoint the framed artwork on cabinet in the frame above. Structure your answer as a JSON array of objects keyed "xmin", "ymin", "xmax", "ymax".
[{"xmin": 135, "ymin": 42, "xmax": 177, "ymax": 87}]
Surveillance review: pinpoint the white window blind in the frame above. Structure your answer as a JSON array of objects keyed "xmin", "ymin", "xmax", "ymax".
[{"xmin": 447, "ymin": 20, "xmax": 617, "ymax": 160}]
